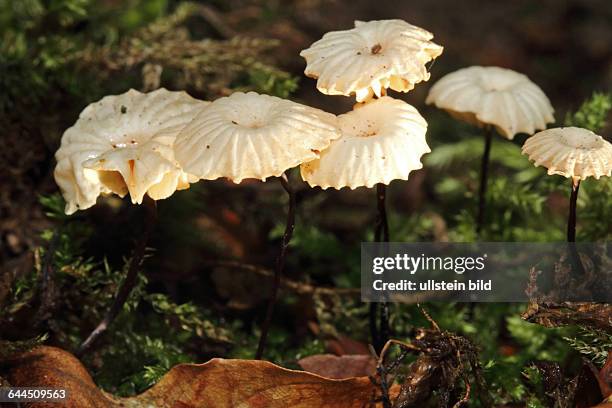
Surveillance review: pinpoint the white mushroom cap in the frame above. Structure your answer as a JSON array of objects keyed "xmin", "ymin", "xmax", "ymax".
[
  {"xmin": 300, "ymin": 20, "xmax": 443, "ymax": 103},
  {"xmin": 300, "ymin": 96, "xmax": 430, "ymax": 189},
  {"xmin": 522, "ymin": 127, "xmax": 612, "ymax": 180},
  {"xmin": 426, "ymin": 66, "xmax": 555, "ymax": 139},
  {"xmin": 174, "ymin": 92, "xmax": 340, "ymax": 183},
  {"xmin": 54, "ymin": 88, "xmax": 206, "ymax": 214}
]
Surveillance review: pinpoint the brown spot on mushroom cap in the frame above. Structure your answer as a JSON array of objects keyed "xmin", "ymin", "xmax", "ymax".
[
  {"xmin": 370, "ymin": 44, "xmax": 382, "ymax": 55},
  {"xmin": 128, "ymin": 159, "xmax": 135, "ymax": 176}
]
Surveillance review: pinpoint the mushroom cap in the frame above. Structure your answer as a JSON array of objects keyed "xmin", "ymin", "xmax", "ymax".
[
  {"xmin": 426, "ymin": 66, "xmax": 554, "ymax": 139},
  {"xmin": 300, "ymin": 19, "xmax": 443, "ymax": 102},
  {"xmin": 54, "ymin": 88, "xmax": 206, "ymax": 214},
  {"xmin": 522, "ymin": 127, "xmax": 612, "ymax": 180},
  {"xmin": 300, "ymin": 96, "xmax": 430, "ymax": 189},
  {"xmin": 174, "ymin": 92, "xmax": 340, "ymax": 183}
]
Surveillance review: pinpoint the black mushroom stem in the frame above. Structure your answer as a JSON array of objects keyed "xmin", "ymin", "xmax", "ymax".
[
  {"xmin": 567, "ymin": 178, "xmax": 580, "ymax": 243},
  {"xmin": 77, "ymin": 195, "xmax": 157, "ymax": 357},
  {"xmin": 476, "ymin": 125, "xmax": 493, "ymax": 235},
  {"xmin": 256, "ymin": 172, "xmax": 296, "ymax": 360},
  {"xmin": 370, "ymin": 183, "xmax": 390, "ymax": 353}
]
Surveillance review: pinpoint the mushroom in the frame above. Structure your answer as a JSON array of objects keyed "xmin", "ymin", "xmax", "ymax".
[
  {"xmin": 174, "ymin": 91, "xmax": 339, "ymax": 183},
  {"xmin": 300, "ymin": 19, "xmax": 443, "ymax": 102},
  {"xmin": 522, "ymin": 127, "xmax": 612, "ymax": 242},
  {"xmin": 55, "ymin": 88, "xmax": 206, "ymax": 214},
  {"xmin": 54, "ymin": 88, "xmax": 207, "ymax": 354},
  {"xmin": 426, "ymin": 66, "xmax": 555, "ymax": 233},
  {"xmin": 300, "ymin": 19, "xmax": 441, "ymax": 352},
  {"xmin": 301, "ymin": 96, "xmax": 430, "ymax": 190},
  {"xmin": 174, "ymin": 91, "xmax": 340, "ymax": 359},
  {"xmin": 301, "ymin": 96, "xmax": 430, "ymax": 352}
]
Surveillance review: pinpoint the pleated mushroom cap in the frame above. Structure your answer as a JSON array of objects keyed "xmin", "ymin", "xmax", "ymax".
[
  {"xmin": 174, "ymin": 92, "xmax": 340, "ymax": 183},
  {"xmin": 522, "ymin": 127, "xmax": 612, "ymax": 180},
  {"xmin": 300, "ymin": 96, "xmax": 430, "ymax": 189},
  {"xmin": 300, "ymin": 19, "xmax": 443, "ymax": 102},
  {"xmin": 54, "ymin": 88, "xmax": 206, "ymax": 214},
  {"xmin": 426, "ymin": 66, "xmax": 554, "ymax": 139}
]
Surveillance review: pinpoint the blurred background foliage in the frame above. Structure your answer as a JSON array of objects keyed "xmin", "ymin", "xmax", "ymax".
[{"xmin": 1, "ymin": 0, "xmax": 611, "ymax": 405}]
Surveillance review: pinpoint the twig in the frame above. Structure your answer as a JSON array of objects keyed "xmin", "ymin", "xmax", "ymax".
[
  {"xmin": 77, "ymin": 196, "xmax": 157, "ymax": 357},
  {"xmin": 203, "ymin": 260, "xmax": 360, "ymax": 297},
  {"xmin": 418, "ymin": 304, "xmax": 441, "ymax": 332},
  {"xmin": 255, "ymin": 172, "xmax": 295, "ymax": 360},
  {"xmin": 452, "ymin": 375, "xmax": 471, "ymax": 408},
  {"xmin": 34, "ymin": 228, "xmax": 61, "ymax": 328}
]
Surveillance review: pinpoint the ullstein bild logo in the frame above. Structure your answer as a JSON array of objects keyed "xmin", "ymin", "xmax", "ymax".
[{"xmin": 371, "ymin": 253, "xmax": 491, "ymax": 292}]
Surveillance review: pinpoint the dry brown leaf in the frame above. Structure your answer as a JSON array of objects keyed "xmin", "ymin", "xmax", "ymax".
[
  {"xmin": 5, "ymin": 346, "xmax": 387, "ymax": 408},
  {"xmin": 596, "ymin": 351, "xmax": 612, "ymax": 399},
  {"xmin": 298, "ymin": 354, "xmax": 376, "ymax": 379},
  {"xmin": 325, "ymin": 335, "xmax": 371, "ymax": 356}
]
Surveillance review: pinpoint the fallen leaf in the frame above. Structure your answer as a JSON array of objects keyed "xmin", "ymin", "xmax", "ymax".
[
  {"xmin": 5, "ymin": 346, "xmax": 387, "ymax": 408},
  {"xmin": 601, "ymin": 351, "xmax": 612, "ymax": 397},
  {"xmin": 298, "ymin": 354, "xmax": 376, "ymax": 379},
  {"xmin": 325, "ymin": 335, "xmax": 371, "ymax": 356}
]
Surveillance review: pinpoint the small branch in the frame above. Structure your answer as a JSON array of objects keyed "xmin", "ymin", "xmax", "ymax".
[
  {"xmin": 33, "ymin": 229, "xmax": 61, "ymax": 329},
  {"xmin": 77, "ymin": 196, "xmax": 157, "ymax": 357},
  {"xmin": 255, "ymin": 172, "xmax": 296, "ymax": 360},
  {"xmin": 452, "ymin": 376, "xmax": 471, "ymax": 408},
  {"xmin": 476, "ymin": 126, "xmax": 493, "ymax": 235},
  {"xmin": 203, "ymin": 260, "xmax": 360, "ymax": 297}
]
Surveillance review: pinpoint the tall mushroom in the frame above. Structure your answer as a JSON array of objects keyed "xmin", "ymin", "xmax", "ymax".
[
  {"xmin": 300, "ymin": 19, "xmax": 441, "ymax": 351},
  {"xmin": 173, "ymin": 91, "xmax": 340, "ymax": 359},
  {"xmin": 300, "ymin": 95, "xmax": 430, "ymax": 352},
  {"xmin": 426, "ymin": 66, "xmax": 555, "ymax": 234},
  {"xmin": 522, "ymin": 127, "xmax": 612, "ymax": 242},
  {"xmin": 54, "ymin": 88, "xmax": 207, "ymax": 353}
]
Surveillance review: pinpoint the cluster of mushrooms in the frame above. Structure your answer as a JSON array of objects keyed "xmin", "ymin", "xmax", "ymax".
[{"xmin": 55, "ymin": 19, "xmax": 612, "ymax": 357}]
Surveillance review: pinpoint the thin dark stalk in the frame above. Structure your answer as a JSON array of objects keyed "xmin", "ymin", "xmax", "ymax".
[
  {"xmin": 375, "ymin": 183, "xmax": 390, "ymax": 242},
  {"xmin": 77, "ymin": 196, "xmax": 157, "ymax": 357},
  {"xmin": 567, "ymin": 179, "xmax": 580, "ymax": 242},
  {"xmin": 34, "ymin": 229, "xmax": 61, "ymax": 329},
  {"xmin": 370, "ymin": 183, "xmax": 390, "ymax": 353},
  {"xmin": 255, "ymin": 172, "xmax": 295, "ymax": 360},
  {"xmin": 567, "ymin": 179, "xmax": 585, "ymax": 276},
  {"xmin": 476, "ymin": 126, "xmax": 493, "ymax": 235}
]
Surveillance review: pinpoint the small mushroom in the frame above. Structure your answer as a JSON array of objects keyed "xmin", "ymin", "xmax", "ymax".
[
  {"xmin": 301, "ymin": 96, "xmax": 429, "ymax": 352},
  {"xmin": 522, "ymin": 127, "xmax": 612, "ymax": 241},
  {"xmin": 54, "ymin": 88, "xmax": 207, "ymax": 214},
  {"xmin": 300, "ymin": 96, "xmax": 430, "ymax": 189},
  {"xmin": 54, "ymin": 88, "xmax": 207, "ymax": 354},
  {"xmin": 300, "ymin": 19, "xmax": 443, "ymax": 102},
  {"xmin": 426, "ymin": 66, "xmax": 555, "ymax": 234},
  {"xmin": 174, "ymin": 91, "xmax": 340, "ymax": 183},
  {"xmin": 174, "ymin": 91, "xmax": 340, "ymax": 359},
  {"xmin": 426, "ymin": 66, "xmax": 554, "ymax": 139}
]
